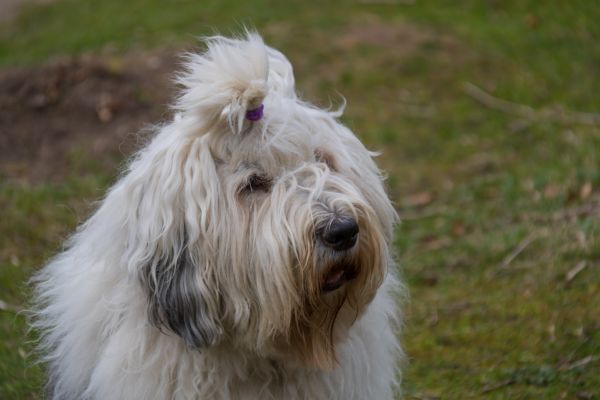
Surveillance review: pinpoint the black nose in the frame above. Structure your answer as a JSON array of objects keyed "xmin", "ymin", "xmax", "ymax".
[{"xmin": 320, "ymin": 218, "xmax": 359, "ymax": 251}]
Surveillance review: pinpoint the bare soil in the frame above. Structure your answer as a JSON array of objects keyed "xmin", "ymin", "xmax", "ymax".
[
  {"xmin": 0, "ymin": 49, "xmax": 180, "ymax": 182},
  {"xmin": 0, "ymin": 0, "xmax": 54, "ymax": 23}
]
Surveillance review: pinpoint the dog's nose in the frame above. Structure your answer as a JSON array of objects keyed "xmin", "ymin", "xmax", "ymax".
[{"xmin": 320, "ymin": 218, "xmax": 359, "ymax": 251}]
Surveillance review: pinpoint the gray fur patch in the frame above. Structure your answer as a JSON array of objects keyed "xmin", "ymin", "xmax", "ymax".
[{"xmin": 140, "ymin": 248, "xmax": 221, "ymax": 349}]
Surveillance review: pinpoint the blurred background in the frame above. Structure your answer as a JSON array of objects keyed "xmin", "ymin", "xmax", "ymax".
[{"xmin": 1, "ymin": 1, "xmax": 599, "ymax": 398}]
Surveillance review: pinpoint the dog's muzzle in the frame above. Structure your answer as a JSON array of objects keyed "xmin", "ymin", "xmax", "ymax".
[
  {"xmin": 319, "ymin": 217, "xmax": 359, "ymax": 251},
  {"xmin": 318, "ymin": 217, "xmax": 360, "ymax": 292},
  {"xmin": 322, "ymin": 262, "xmax": 359, "ymax": 293}
]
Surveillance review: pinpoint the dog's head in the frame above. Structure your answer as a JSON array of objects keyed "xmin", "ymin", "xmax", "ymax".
[{"xmin": 127, "ymin": 33, "xmax": 397, "ymax": 369}]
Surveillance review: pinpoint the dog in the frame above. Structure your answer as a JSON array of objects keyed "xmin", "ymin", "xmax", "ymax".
[{"xmin": 32, "ymin": 32, "xmax": 402, "ymax": 399}]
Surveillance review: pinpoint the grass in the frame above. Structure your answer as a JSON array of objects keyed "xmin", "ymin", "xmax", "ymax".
[{"xmin": 1, "ymin": 1, "xmax": 599, "ymax": 398}]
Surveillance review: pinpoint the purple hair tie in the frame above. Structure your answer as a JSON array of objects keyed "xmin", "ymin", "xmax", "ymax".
[{"xmin": 245, "ymin": 104, "xmax": 264, "ymax": 121}]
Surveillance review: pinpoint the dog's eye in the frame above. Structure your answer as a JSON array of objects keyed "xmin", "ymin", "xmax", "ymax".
[
  {"xmin": 240, "ymin": 174, "xmax": 272, "ymax": 194},
  {"xmin": 314, "ymin": 149, "xmax": 337, "ymax": 172}
]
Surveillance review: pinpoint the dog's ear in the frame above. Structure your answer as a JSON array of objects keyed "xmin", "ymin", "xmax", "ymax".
[
  {"xmin": 123, "ymin": 138, "xmax": 223, "ymax": 349},
  {"xmin": 139, "ymin": 242, "xmax": 223, "ymax": 349}
]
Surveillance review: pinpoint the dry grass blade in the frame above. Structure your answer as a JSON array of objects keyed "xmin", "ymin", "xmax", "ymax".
[
  {"xmin": 560, "ymin": 355, "xmax": 599, "ymax": 371},
  {"xmin": 480, "ymin": 378, "xmax": 515, "ymax": 394},
  {"xmin": 464, "ymin": 82, "xmax": 600, "ymax": 126},
  {"xmin": 498, "ymin": 233, "xmax": 537, "ymax": 270},
  {"xmin": 566, "ymin": 261, "xmax": 588, "ymax": 283}
]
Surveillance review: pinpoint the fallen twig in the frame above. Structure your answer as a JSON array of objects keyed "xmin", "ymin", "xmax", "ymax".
[
  {"xmin": 480, "ymin": 378, "xmax": 515, "ymax": 394},
  {"xmin": 464, "ymin": 82, "xmax": 600, "ymax": 126},
  {"xmin": 556, "ymin": 339, "xmax": 590, "ymax": 371},
  {"xmin": 566, "ymin": 261, "xmax": 588, "ymax": 283},
  {"xmin": 560, "ymin": 355, "xmax": 599, "ymax": 371},
  {"xmin": 498, "ymin": 233, "xmax": 537, "ymax": 270}
]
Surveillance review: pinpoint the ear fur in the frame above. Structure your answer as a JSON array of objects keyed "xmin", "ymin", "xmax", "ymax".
[
  {"xmin": 124, "ymin": 133, "xmax": 224, "ymax": 349},
  {"xmin": 139, "ymin": 240, "xmax": 222, "ymax": 349}
]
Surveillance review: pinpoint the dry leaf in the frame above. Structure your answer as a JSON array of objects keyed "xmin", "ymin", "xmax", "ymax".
[
  {"xmin": 580, "ymin": 182, "xmax": 592, "ymax": 200},
  {"xmin": 97, "ymin": 106, "xmax": 113, "ymax": 123},
  {"xmin": 575, "ymin": 231, "xmax": 586, "ymax": 247},
  {"xmin": 405, "ymin": 191, "xmax": 432, "ymax": 208},
  {"xmin": 452, "ymin": 222, "xmax": 465, "ymax": 237},
  {"xmin": 543, "ymin": 183, "xmax": 561, "ymax": 199},
  {"xmin": 548, "ymin": 323, "xmax": 556, "ymax": 342},
  {"xmin": 420, "ymin": 273, "xmax": 438, "ymax": 287},
  {"xmin": 525, "ymin": 14, "xmax": 539, "ymax": 28},
  {"xmin": 422, "ymin": 236, "xmax": 451, "ymax": 251}
]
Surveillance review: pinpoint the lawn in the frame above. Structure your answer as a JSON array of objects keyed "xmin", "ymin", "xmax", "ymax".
[{"xmin": 1, "ymin": 1, "xmax": 599, "ymax": 398}]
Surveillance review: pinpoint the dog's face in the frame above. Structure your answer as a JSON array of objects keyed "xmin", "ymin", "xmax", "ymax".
[{"xmin": 133, "ymin": 34, "xmax": 397, "ymax": 369}]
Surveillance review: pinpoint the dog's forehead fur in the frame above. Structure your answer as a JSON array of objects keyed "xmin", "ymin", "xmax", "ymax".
[
  {"xmin": 211, "ymin": 113, "xmax": 361, "ymax": 181},
  {"xmin": 203, "ymin": 108, "xmax": 362, "ymax": 187}
]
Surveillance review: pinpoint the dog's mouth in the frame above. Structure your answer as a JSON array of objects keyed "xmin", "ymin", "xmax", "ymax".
[{"xmin": 322, "ymin": 264, "xmax": 359, "ymax": 293}]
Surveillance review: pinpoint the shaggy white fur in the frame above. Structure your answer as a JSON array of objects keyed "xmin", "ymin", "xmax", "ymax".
[{"xmin": 32, "ymin": 32, "xmax": 403, "ymax": 400}]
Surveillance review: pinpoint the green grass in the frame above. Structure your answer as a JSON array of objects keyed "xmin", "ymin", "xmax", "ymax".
[{"xmin": 1, "ymin": 1, "xmax": 599, "ymax": 398}]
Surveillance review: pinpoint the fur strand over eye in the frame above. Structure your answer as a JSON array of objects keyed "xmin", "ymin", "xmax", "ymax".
[{"xmin": 240, "ymin": 174, "xmax": 272, "ymax": 194}]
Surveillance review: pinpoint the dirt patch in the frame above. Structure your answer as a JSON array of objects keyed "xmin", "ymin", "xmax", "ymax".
[
  {"xmin": 336, "ymin": 17, "xmax": 430, "ymax": 52},
  {"xmin": 0, "ymin": 49, "xmax": 181, "ymax": 182},
  {"xmin": 297, "ymin": 15, "xmax": 470, "ymax": 96},
  {"xmin": 335, "ymin": 15, "xmax": 465, "ymax": 58},
  {"xmin": 0, "ymin": 0, "xmax": 54, "ymax": 23}
]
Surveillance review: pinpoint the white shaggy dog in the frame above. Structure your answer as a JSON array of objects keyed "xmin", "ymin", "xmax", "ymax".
[{"xmin": 32, "ymin": 32, "xmax": 402, "ymax": 399}]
